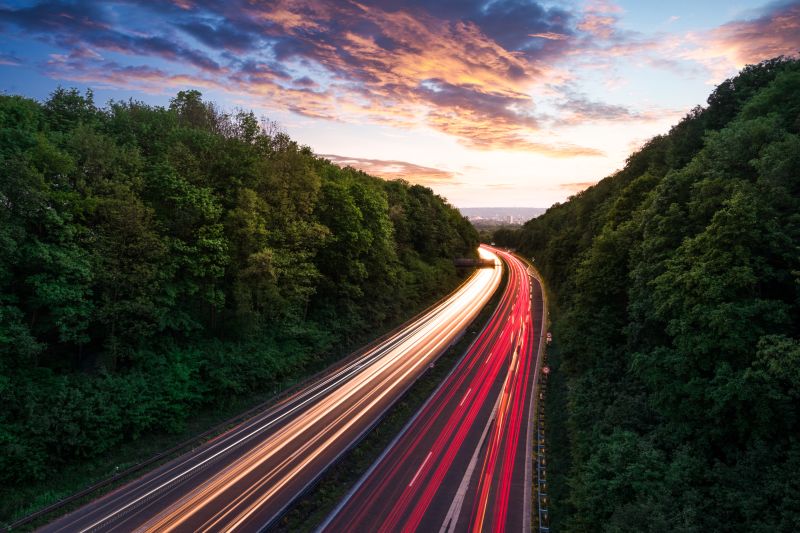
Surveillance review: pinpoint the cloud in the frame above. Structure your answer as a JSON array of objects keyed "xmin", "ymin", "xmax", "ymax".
[
  {"xmin": 557, "ymin": 181, "xmax": 597, "ymax": 193},
  {"xmin": 292, "ymin": 76, "xmax": 318, "ymax": 88},
  {"xmin": 585, "ymin": 0, "xmax": 625, "ymax": 15},
  {"xmin": 0, "ymin": 51, "xmax": 21, "ymax": 66},
  {"xmin": 0, "ymin": 1, "xmax": 223, "ymax": 73},
  {"xmin": 552, "ymin": 89, "xmax": 667, "ymax": 125},
  {"xmin": 42, "ymin": 59, "xmax": 220, "ymax": 95},
  {"xmin": 320, "ymin": 154, "xmax": 459, "ymax": 186},
  {"xmin": 576, "ymin": 0, "xmax": 625, "ymax": 40},
  {"xmin": 554, "ymin": 0, "xmax": 669, "ymax": 85},
  {"xmin": 529, "ymin": 32, "xmax": 569, "ymax": 40},
  {"xmin": 9, "ymin": 0, "xmax": 793, "ymax": 162},
  {"xmin": 577, "ymin": 14, "xmax": 618, "ymax": 40},
  {"xmin": 0, "ymin": 1, "xmax": 109, "ymax": 36},
  {"xmin": 0, "ymin": 0, "xmax": 608, "ymax": 156},
  {"xmin": 373, "ymin": 0, "xmax": 576, "ymax": 57},
  {"xmin": 177, "ymin": 20, "xmax": 257, "ymax": 53},
  {"xmin": 683, "ymin": 2, "xmax": 800, "ymax": 76},
  {"xmin": 260, "ymin": 0, "xmax": 549, "ymax": 149}
]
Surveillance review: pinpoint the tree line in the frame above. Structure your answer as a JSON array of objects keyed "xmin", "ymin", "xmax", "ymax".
[
  {"xmin": 0, "ymin": 88, "xmax": 478, "ymax": 504},
  {"xmin": 495, "ymin": 57, "xmax": 800, "ymax": 531}
]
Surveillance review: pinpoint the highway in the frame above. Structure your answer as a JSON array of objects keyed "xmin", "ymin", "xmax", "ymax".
[
  {"xmin": 41, "ymin": 248, "xmax": 502, "ymax": 533},
  {"xmin": 321, "ymin": 247, "xmax": 545, "ymax": 533}
]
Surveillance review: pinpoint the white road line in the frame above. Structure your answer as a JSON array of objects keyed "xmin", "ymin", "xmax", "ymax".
[
  {"xmin": 409, "ymin": 451, "xmax": 433, "ymax": 488},
  {"xmin": 439, "ymin": 391, "xmax": 503, "ymax": 533},
  {"xmin": 459, "ymin": 388, "xmax": 472, "ymax": 407}
]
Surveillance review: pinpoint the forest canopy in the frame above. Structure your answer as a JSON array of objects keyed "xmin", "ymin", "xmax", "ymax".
[
  {"xmin": 495, "ymin": 56, "xmax": 800, "ymax": 531},
  {"xmin": 0, "ymin": 88, "xmax": 478, "ymax": 499}
]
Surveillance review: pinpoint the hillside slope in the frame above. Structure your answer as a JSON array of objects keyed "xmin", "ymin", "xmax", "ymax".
[
  {"xmin": 0, "ymin": 89, "xmax": 477, "ymax": 516},
  {"xmin": 496, "ymin": 57, "xmax": 800, "ymax": 531}
]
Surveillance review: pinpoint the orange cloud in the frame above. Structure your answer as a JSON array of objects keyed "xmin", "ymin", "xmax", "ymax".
[
  {"xmin": 576, "ymin": 0, "xmax": 624, "ymax": 40},
  {"xmin": 558, "ymin": 181, "xmax": 597, "ymax": 193},
  {"xmin": 236, "ymin": 0, "xmax": 596, "ymax": 155}
]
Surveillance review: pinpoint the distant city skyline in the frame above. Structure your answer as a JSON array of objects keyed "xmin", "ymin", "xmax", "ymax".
[
  {"xmin": 1, "ymin": 1, "xmax": 798, "ymax": 206},
  {"xmin": 460, "ymin": 207, "xmax": 547, "ymax": 224}
]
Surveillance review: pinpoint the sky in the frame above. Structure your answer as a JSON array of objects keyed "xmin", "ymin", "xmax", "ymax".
[{"xmin": 1, "ymin": 1, "xmax": 799, "ymax": 207}]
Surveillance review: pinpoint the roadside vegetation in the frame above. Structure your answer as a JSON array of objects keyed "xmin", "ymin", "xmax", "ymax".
[
  {"xmin": 0, "ymin": 88, "xmax": 478, "ymax": 522},
  {"xmin": 495, "ymin": 56, "xmax": 800, "ymax": 530}
]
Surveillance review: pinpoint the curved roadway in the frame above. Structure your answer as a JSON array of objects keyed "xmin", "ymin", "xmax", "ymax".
[{"xmin": 321, "ymin": 247, "xmax": 545, "ymax": 533}]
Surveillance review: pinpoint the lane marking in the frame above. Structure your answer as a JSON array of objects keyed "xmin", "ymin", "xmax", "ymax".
[
  {"xmin": 458, "ymin": 388, "xmax": 472, "ymax": 407},
  {"xmin": 409, "ymin": 451, "xmax": 433, "ymax": 488},
  {"xmin": 438, "ymin": 389, "xmax": 503, "ymax": 533}
]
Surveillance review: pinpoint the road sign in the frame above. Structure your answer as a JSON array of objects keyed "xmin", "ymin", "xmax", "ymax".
[{"xmin": 542, "ymin": 366, "xmax": 550, "ymax": 375}]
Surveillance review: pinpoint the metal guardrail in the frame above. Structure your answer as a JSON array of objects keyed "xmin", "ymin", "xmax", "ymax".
[{"xmin": 536, "ymin": 368, "xmax": 550, "ymax": 532}]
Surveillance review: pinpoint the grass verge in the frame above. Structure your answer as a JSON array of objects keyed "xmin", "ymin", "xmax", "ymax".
[{"xmin": 540, "ymin": 337, "xmax": 572, "ymax": 530}]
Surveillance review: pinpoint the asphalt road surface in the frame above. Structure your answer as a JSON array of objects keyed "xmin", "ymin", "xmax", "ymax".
[{"xmin": 321, "ymin": 247, "xmax": 545, "ymax": 533}]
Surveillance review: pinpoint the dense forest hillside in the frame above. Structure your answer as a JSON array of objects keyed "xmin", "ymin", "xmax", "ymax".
[
  {"xmin": 495, "ymin": 57, "xmax": 800, "ymax": 531},
  {"xmin": 0, "ymin": 89, "xmax": 477, "ymax": 502}
]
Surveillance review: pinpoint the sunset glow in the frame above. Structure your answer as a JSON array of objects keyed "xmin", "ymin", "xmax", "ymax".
[{"xmin": 1, "ymin": 0, "xmax": 798, "ymax": 206}]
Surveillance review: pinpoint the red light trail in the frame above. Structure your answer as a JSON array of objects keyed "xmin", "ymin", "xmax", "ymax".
[{"xmin": 323, "ymin": 246, "xmax": 545, "ymax": 532}]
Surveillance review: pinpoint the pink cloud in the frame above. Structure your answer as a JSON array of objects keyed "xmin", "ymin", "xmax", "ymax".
[
  {"xmin": 529, "ymin": 32, "xmax": 569, "ymax": 40},
  {"xmin": 684, "ymin": 2, "xmax": 800, "ymax": 74},
  {"xmin": 577, "ymin": 14, "xmax": 618, "ymax": 40},
  {"xmin": 320, "ymin": 154, "xmax": 459, "ymax": 186}
]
